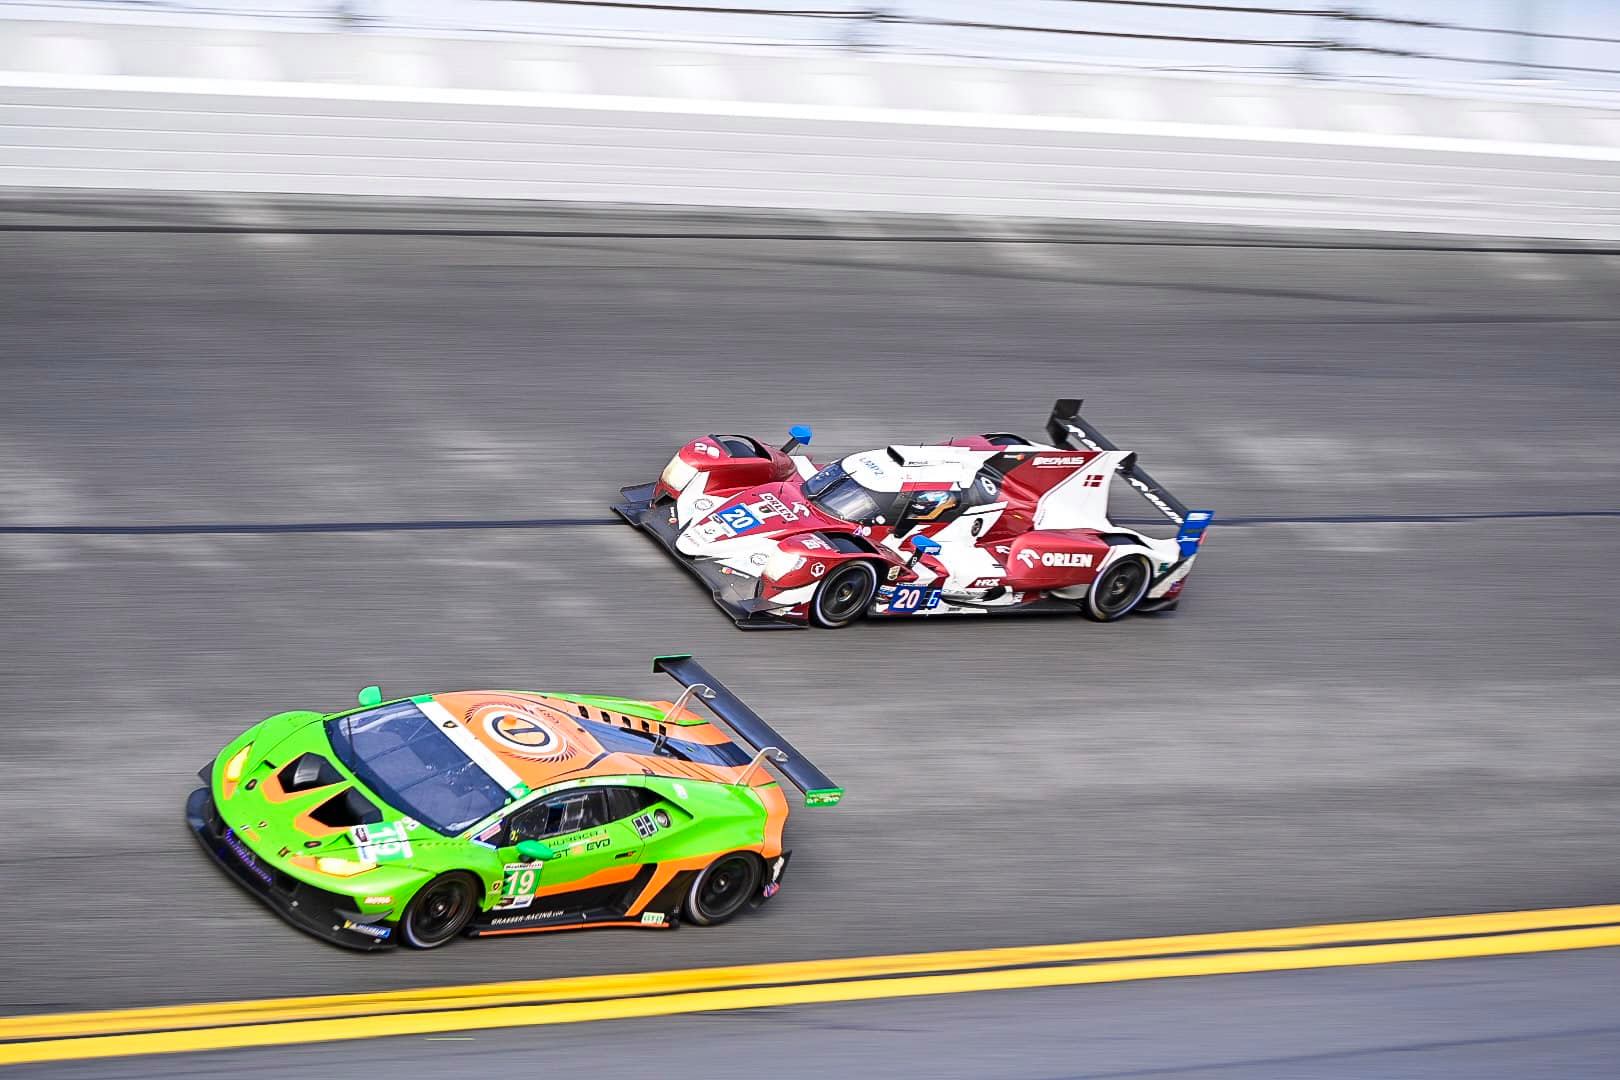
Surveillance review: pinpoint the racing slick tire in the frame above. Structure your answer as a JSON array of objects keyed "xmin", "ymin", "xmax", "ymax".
[
  {"xmin": 1082, "ymin": 556, "xmax": 1153, "ymax": 622},
  {"xmin": 400, "ymin": 872, "xmax": 479, "ymax": 948},
  {"xmin": 809, "ymin": 561, "xmax": 878, "ymax": 629},
  {"xmin": 684, "ymin": 853, "xmax": 763, "ymax": 926}
]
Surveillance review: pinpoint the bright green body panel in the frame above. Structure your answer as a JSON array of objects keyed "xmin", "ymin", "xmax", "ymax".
[
  {"xmin": 209, "ymin": 696, "xmax": 773, "ymax": 928},
  {"xmin": 210, "ymin": 709, "xmax": 498, "ymax": 922}
]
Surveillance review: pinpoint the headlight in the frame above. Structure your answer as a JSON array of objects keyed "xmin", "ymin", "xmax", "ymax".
[
  {"xmin": 660, "ymin": 457, "xmax": 698, "ymax": 493},
  {"xmin": 315, "ymin": 856, "xmax": 378, "ymax": 877},
  {"xmin": 220, "ymin": 744, "xmax": 252, "ymax": 798},
  {"xmin": 764, "ymin": 548, "xmax": 807, "ymax": 581}
]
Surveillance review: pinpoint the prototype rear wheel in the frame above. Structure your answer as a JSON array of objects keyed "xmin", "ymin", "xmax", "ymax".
[
  {"xmin": 684, "ymin": 853, "xmax": 763, "ymax": 926},
  {"xmin": 1083, "ymin": 557, "xmax": 1152, "ymax": 622},
  {"xmin": 400, "ymin": 872, "xmax": 478, "ymax": 949},
  {"xmin": 810, "ymin": 561, "xmax": 878, "ymax": 628}
]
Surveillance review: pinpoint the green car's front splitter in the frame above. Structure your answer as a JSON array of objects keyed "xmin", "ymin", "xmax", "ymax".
[{"xmin": 186, "ymin": 786, "xmax": 398, "ymax": 951}]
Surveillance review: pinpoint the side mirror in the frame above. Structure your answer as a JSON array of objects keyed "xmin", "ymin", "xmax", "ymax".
[
  {"xmin": 516, "ymin": 839, "xmax": 555, "ymax": 863},
  {"xmin": 780, "ymin": 424, "xmax": 813, "ymax": 454},
  {"xmin": 908, "ymin": 534, "xmax": 941, "ymax": 568},
  {"xmin": 356, "ymin": 685, "xmax": 383, "ymax": 708}
]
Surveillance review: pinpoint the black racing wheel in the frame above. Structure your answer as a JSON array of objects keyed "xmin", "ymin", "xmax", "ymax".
[
  {"xmin": 684, "ymin": 853, "xmax": 763, "ymax": 926},
  {"xmin": 810, "ymin": 561, "xmax": 878, "ymax": 628},
  {"xmin": 1083, "ymin": 557, "xmax": 1152, "ymax": 622},
  {"xmin": 400, "ymin": 872, "xmax": 479, "ymax": 948}
]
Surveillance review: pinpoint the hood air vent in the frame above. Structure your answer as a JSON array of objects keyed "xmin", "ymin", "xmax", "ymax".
[
  {"xmin": 279, "ymin": 752, "xmax": 343, "ymax": 793},
  {"xmin": 308, "ymin": 787, "xmax": 385, "ymax": 829}
]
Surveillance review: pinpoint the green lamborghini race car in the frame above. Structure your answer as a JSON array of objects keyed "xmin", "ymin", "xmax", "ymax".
[{"xmin": 186, "ymin": 655, "xmax": 840, "ymax": 950}]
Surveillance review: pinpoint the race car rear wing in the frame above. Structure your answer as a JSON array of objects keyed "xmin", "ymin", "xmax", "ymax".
[
  {"xmin": 1045, "ymin": 399, "xmax": 1213, "ymax": 552},
  {"xmin": 652, "ymin": 654, "xmax": 843, "ymax": 807}
]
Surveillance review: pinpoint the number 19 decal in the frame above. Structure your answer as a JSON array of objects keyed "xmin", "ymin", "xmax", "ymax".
[
  {"xmin": 888, "ymin": 585, "xmax": 941, "ymax": 613},
  {"xmin": 498, "ymin": 863, "xmax": 539, "ymax": 909}
]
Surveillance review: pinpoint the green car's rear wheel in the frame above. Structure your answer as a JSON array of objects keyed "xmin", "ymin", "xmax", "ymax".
[
  {"xmin": 400, "ymin": 872, "xmax": 479, "ymax": 948},
  {"xmin": 684, "ymin": 853, "xmax": 762, "ymax": 926}
]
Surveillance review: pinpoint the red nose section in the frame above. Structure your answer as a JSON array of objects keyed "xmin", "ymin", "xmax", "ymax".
[{"xmin": 702, "ymin": 482, "xmax": 844, "ymax": 541}]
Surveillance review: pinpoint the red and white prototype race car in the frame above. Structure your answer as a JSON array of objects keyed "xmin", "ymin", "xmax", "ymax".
[{"xmin": 613, "ymin": 400, "xmax": 1213, "ymax": 630}]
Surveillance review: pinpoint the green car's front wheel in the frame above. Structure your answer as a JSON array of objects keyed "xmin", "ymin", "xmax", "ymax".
[
  {"xmin": 684, "ymin": 853, "xmax": 762, "ymax": 926},
  {"xmin": 400, "ymin": 872, "xmax": 479, "ymax": 948}
]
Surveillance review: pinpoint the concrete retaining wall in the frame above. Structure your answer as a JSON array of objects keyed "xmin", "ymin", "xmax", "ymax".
[{"xmin": 3, "ymin": 18, "xmax": 1617, "ymax": 237}]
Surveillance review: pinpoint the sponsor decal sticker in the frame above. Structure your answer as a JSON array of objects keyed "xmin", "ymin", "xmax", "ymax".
[
  {"xmin": 1032, "ymin": 455, "xmax": 1084, "ymax": 468},
  {"xmin": 222, "ymin": 830, "xmax": 274, "ymax": 887},
  {"xmin": 349, "ymin": 821, "xmax": 414, "ymax": 863},
  {"xmin": 967, "ymin": 576, "xmax": 1003, "ymax": 589},
  {"xmin": 718, "ymin": 504, "xmax": 763, "ymax": 535},
  {"xmin": 342, "ymin": 921, "xmax": 391, "ymax": 940},
  {"xmin": 886, "ymin": 565, "xmax": 902, "ymax": 581},
  {"xmin": 887, "ymin": 585, "xmax": 942, "ymax": 613},
  {"xmin": 482, "ymin": 708, "xmax": 567, "ymax": 759},
  {"xmin": 692, "ymin": 519, "xmax": 729, "ymax": 543},
  {"xmin": 810, "ymin": 561, "xmax": 826, "ymax": 578},
  {"xmin": 363, "ymin": 895, "xmax": 394, "ymax": 906},
  {"xmin": 1123, "ymin": 474, "xmax": 1184, "ymax": 524},
  {"xmin": 641, "ymin": 911, "xmax": 666, "ymax": 925},
  {"xmin": 759, "ymin": 492, "xmax": 797, "ymax": 521},
  {"xmin": 490, "ymin": 911, "xmax": 564, "ymax": 926},
  {"xmin": 498, "ymin": 863, "xmax": 540, "ymax": 910},
  {"xmin": 1016, "ymin": 549, "xmax": 1094, "ymax": 569}
]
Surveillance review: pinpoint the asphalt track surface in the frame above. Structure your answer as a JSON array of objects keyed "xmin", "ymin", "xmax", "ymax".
[
  {"xmin": 16, "ymin": 950, "xmax": 1620, "ymax": 1080},
  {"xmin": 2, "ymin": 194, "xmax": 1619, "ymax": 1026}
]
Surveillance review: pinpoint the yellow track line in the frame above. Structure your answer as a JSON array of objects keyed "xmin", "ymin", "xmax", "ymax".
[
  {"xmin": 6, "ymin": 903, "xmax": 1619, "ymax": 1042},
  {"xmin": 4, "ymin": 922, "xmax": 1620, "ymax": 1067}
]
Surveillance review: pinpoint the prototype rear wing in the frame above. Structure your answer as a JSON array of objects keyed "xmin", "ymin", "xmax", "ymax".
[
  {"xmin": 652, "ymin": 654, "xmax": 843, "ymax": 807},
  {"xmin": 1046, "ymin": 399, "xmax": 1213, "ymax": 553}
]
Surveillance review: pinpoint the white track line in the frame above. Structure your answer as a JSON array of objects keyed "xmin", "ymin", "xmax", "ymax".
[{"xmin": 3, "ymin": 70, "xmax": 1618, "ymax": 163}]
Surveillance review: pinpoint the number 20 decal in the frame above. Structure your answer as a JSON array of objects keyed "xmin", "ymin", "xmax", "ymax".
[
  {"xmin": 889, "ymin": 586, "xmax": 941, "ymax": 612},
  {"xmin": 719, "ymin": 505, "xmax": 761, "ymax": 533}
]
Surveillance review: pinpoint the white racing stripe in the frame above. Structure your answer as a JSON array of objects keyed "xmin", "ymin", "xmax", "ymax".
[
  {"xmin": 416, "ymin": 698, "xmax": 525, "ymax": 794},
  {"xmin": 2, "ymin": 69, "xmax": 1619, "ymax": 164}
]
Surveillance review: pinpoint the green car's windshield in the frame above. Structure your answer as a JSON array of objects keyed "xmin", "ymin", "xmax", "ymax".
[{"xmin": 325, "ymin": 702, "xmax": 507, "ymax": 835}]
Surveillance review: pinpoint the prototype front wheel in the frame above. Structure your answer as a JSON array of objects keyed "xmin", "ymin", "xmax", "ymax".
[
  {"xmin": 810, "ymin": 561, "xmax": 878, "ymax": 629},
  {"xmin": 1083, "ymin": 557, "xmax": 1152, "ymax": 622},
  {"xmin": 400, "ymin": 872, "xmax": 479, "ymax": 949},
  {"xmin": 684, "ymin": 853, "xmax": 763, "ymax": 926}
]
